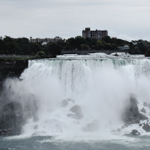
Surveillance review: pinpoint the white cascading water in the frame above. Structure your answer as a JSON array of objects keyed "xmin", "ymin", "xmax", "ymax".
[{"xmin": 3, "ymin": 54, "xmax": 150, "ymax": 140}]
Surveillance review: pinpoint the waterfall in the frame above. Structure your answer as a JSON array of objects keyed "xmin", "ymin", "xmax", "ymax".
[{"xmin": 2, "ymin": 55, "xmax": 150, "ymax": 139}]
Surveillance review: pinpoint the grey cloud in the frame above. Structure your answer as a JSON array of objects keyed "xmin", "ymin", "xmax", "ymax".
[{"xmin": 0, "ymin": 0, "xmax": 150, "ymax": 40}]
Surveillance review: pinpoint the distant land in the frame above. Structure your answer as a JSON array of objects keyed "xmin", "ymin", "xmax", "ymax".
[{"xmin": 0, "ymin": 34, "xmax": 150, "ymax": 58}]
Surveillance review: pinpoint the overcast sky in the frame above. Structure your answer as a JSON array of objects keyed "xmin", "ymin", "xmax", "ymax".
[{"xmin": 0, "ymin": 0, "xmax": 150, "ymax": 41}]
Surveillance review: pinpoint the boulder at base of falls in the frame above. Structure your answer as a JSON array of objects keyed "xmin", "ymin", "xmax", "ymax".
[
  {"xmin": 142, "ymin": 123, "xmax": 150, "ymax": 132},
  {"xmin": 70, "ymin": 105, "xmax": 82, "ymax": 113},
  {"xmin": 61, "ymin": 100, "xmax": 68, "ymax": 107},
  {"xmin": 131, "ymin": 129, "xmax": 140, "ymax": 135},
  {"xmin": 61, "ymin": 98, "xmax": 74, "ymax": 108},
  {"xmin": 122, "ymin": 95, "xmax": 148, "ymax": 125},
  {"xmin": 143, "ymin": 102, "xmax": 150, "ymax": 109},
  {"xmin": 67, "ymin": 111, "xmax": 83, "ymax": 120},
  {"xmin": 68, "ymin": 105, "xmax": 83, "ymax": 120},
  {"xmin": 83, "ymin": 120, "xmax": 99, "ymax": 132},
  {"xmin": 141, "ymin": 108, "xmax": 146, "ymax": 114}
]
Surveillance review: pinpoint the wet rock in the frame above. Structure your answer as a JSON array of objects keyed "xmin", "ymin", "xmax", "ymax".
[
  {"xmin": 143, "ymin": 102, "xmax": 150, "ymax": 109},
  {"xmin": 67, "ymin": 111, "xmax": 83, "ymax": 120},
  {"xmin": 0, "ymin": 102, "xmax": 23, "ymax": 135},
  {"xmin": 143, "ymin": 102, "xmax": 148, "ymax": 107},
  {"xmin": 131, "ymin": 129, "xmax": 140, "ymax": 135},
  {"xmin": 122, "ymin": 95, "xmax": 148, "ymax": 125},
  {"xmin": 68, "ymin": 105, "xmax": 83, "ymax": 120},
  {"xmin": 61, "ymin": 100, "xmax": 68, "ymax": 107},
  {"xmin": 142, "ymin": 123, "xmax": 150, "ymax": 132},
  {"xmin": 75, "ymin": 112, "xmax": 83, "ymax": 119},
  {"xmin": 121, "ymin": 124, "xmax": 129, "ymax": 129},
  {"xmin": 114, "ymin": 53, "xmax": 119, "ymax": 56},
  {"xmin": 67, "ymin": 98, "xmax": 74, "ymax": 103},
  {"xmin": 141, "ymin": 108, "xmax": 146, "ymax": 113},
  {"xmin": 34, "ymin": 125, "xmax": 38, "ymax": 129},
  {"xmin": 117, "ymin": 128, "xmax": 121, "ymax": 132},
  {"xmin": 3, "ymin": 102, "xmax": 22, "ymax": 116},
  {"xmin": 70, "ymin": 105, "xmax": 82, "ymax": 113},
  {"xmin": 83, "ymin": 120, "xmax": 99, "ymax": 132},
  {"xmin": 0, "ymin": 128, "xmax": 13, "ymax": 136},
  {"xmin": 61, "ymin": 99, "xmax": 74, "ymax": 108},
  {"xmin": 67, "ymin": 114, "xmax": 75, "ymax": 118},
  {"xmin": 0, "ymin": 59, "xmax": 28, "ymax": 81}
]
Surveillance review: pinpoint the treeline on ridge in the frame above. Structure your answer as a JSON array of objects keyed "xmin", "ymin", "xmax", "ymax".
[{"xmin": 0, "ymin": 36, "xmax": 150, "ymax": 57}]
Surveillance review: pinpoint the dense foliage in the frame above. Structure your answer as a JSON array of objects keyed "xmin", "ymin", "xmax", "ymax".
[{"xmin": 0, "ymin": 36, "xmax": 150, "ymax": 57}]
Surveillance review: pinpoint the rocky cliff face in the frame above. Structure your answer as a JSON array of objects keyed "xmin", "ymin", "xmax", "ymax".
[
  {"xmin": 0, "ymin": 59, "xmax": 28, "ymax": 82},
  {"xmin": 0, "ymin": 59, "xmax": 28, "ymax": 136},
  {"xmin": 118, "ymin": 95, "xmax": 150, "ymax": 135},
  {"xmin": 0, "ymin": 102, "xmax": 23, "ymax": 136}
]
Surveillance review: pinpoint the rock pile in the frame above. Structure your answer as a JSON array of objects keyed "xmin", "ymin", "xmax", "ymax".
[
  {"xmin": 122, "ymin": 95, "xmax": 147, "ymax": 124},
  {"xmin": 0, "ymin": 101, "xmax": 23, "ymax": 135}
]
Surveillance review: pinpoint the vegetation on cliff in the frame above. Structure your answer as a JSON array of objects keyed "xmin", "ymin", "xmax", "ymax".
[{"xmin": 1, "ymin": 35, "xmax": 150, "ymax": 57}]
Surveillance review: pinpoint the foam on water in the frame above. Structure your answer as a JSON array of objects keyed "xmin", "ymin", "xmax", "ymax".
[{"xmin": 3, "ymin": 54, "xmax": 150, "ymax": 140}]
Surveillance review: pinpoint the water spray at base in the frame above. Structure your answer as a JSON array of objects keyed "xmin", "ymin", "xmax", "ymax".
[{"xmin": 2, "ymin": 55, "xmax": 150, "ymax": 139}]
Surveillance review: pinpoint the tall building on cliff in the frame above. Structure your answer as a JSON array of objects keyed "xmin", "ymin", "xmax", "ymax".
[{"xmin": 82, "ymin": 28, "xmax": 108, "ymax": 40}]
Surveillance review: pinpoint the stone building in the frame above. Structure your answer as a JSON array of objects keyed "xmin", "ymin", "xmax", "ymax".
[
  {"xmin": 82, "ymin": 28, "xmax": 108, "ymax": 40},
  {"xmin": 30, "ymin": 36, "xmax": 62, "ymax": 44}
]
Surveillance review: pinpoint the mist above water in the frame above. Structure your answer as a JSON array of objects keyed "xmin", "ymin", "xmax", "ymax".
[{"xmin": 2, "ymin": 54, "xmax": 150, "ymax": 140}]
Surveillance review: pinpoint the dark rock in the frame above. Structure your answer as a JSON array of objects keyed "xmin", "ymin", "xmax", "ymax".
[
  {"xmin": 130, "ymin": 95, "xmax": 138, "ymax": 104},
  {"xmin": 3, "ymin": 102, "xmax": 22, "ymax": 116},
  {"xmin": 61, "ymin": 99, "xmax": 74, "ymax": 107},
  {"xmin": 141, "ymin": 108, "xmax": 146, "ymax": 113},
  {"xmin": 131, "ymin": 129, "xmax": 140, "ymax": 135},
  {"xmin": 0, "ymin": 128, "xmax": 13, "ymax": 136},
  {"xmin": 67, "ymin": 111, "xmax": 83, "ymax": 120},
  {"xmin": 61, "ymin": 100, "xmax": 68, "ymax": 107},
  {"xmin": 70, "ymin": 105, "xmax": 82, "ymax": 113},
  {"xmin": 142, "ymin": 123, "xmax": 150, "ymax": 132},
  {"xmin": 121, "ymin": 124, "xmax": 129, "ymax": 129},
  {"xmin": 67, "ymin": 98, "xmax": 74, "ymax": 103},
  {"xmin": 122, "ymin": 94, "xmax": 147, "ymax": 125},
  {"xmin": 75, "ymin": 112, "xmax": 83, "ymax": 119},
  {"xmin": 67, "ymin": 114, "xmax": 75, "ymax": 118},
  {"xmin": 114, "ymin": 53, "xmax": 119, "ymax": 56},
  {"xmin": 0, "ymin": 59, "xmax": 28, "ymax": 81},
  {"xmin": 143, "ymin": 102, "xmax": 148, "ymax": 107},
  {"xmin": 83, "ymin": 120, "xmax": 99, "ymax": 132},
  {"xmin": 34, "ymin": 125, "xmax": 38, "ymax": 129},
  {"xmin": 0, "ymin": 101, "xmax": 23, "ymax": 135},
  {"xmin": 143, "ymin": 102, "xmax": 150, "ymax": 109},
  {"xmin": 68, "ymin": 105, "xmax": 83, "ymax": 120}
]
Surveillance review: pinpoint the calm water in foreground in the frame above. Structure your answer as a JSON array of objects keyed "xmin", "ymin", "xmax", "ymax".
[{"xmin": 0, "ymin": 135, "xmax": 150, "ymax": 150}]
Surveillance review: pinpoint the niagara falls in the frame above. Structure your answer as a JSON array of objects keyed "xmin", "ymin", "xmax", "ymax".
[{"xmin": 0, "ymin": 53, "xmax": 150, "ymax": 149}]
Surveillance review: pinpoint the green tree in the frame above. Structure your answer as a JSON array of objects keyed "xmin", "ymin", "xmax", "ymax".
[
  {"xmin": 66, "ymin": 38, "xmax": 77, "ymax": 49},
  {"xmin": 44, "ymin": 43, "xmax": 62, "ymax": 56},
  {"xmin": 75, "ymin": 36, "xmax": 86, "ymax": 48},
  {"xmin": 145, "ymin": 46, "xmax": 150, "ymax": 56},
  {"xmin": 91, "ymin": 39, "xmax": 97, "ymax": 45},
  {"xmin": 85, "ymin": 37, "xmax": 92, "ymax": 47},
  {"xmin": 37, "ymin": 51, "xmax": 45, "ymax": 57},
  {"xmin": 0, "ymin": 39, "xmax": 4, "ymax": 53},
  {"xmin": 80, "ymin": 44, "xmax": 89, "ymax": 50},
  {"xmin": 102, "ymin": 36, "xmax": 111, "ymax": 43},
  {"xmin": 30, "ymin": 43, "xmax": 42, "ymax": 55},
  {"xmin": 95, "ymin": 44, "xmax": 104, "ymax": 50}
]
